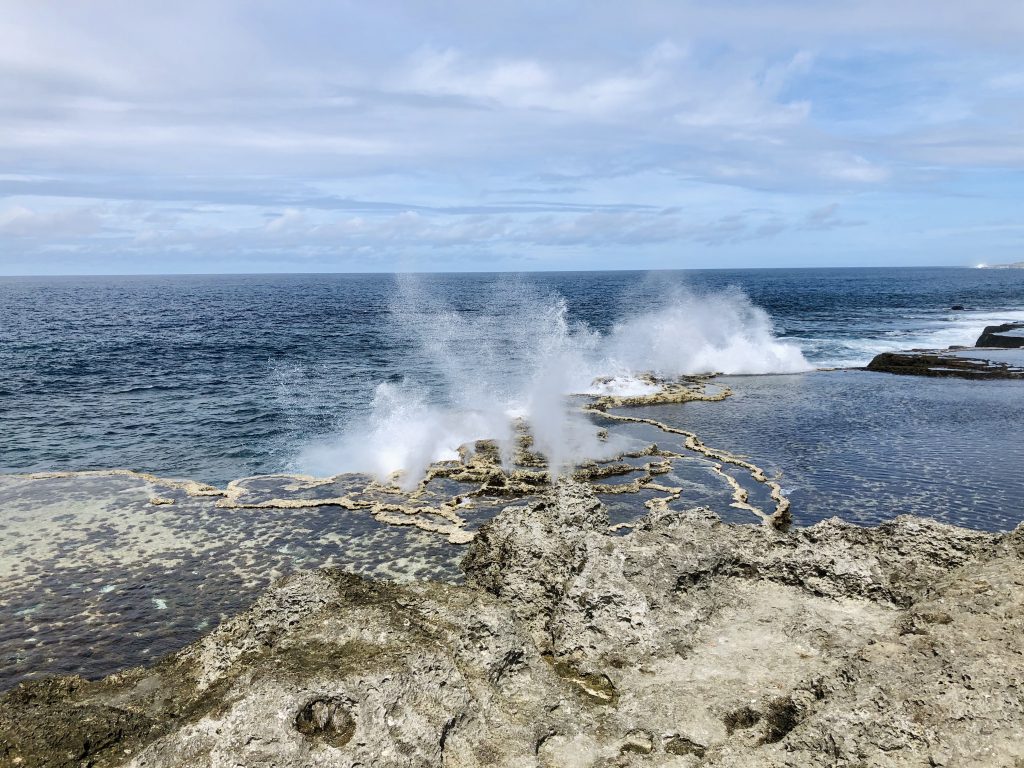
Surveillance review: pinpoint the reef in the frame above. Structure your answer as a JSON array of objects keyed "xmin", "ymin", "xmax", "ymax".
[
  {"xmin": 13, "ymin": 377, "xmax": 786, "ymax": 549},
  {"xmin": 588, "ymin": 374, "xmax": 731, "ymax": 409},
  {"xmin": 866, "ymin": 349, "xmax": 1024, "ymax": 379},
  {"xmin": 3, "ymin": 481, "xmax": 1023, "ymax": 768},
  {"xmin": 866, "ymin": 321, "xmax": 1024, "ymax": 378},
  {"xmin": 0, "ymin": 376, "xmax": 796, "ymax": 691}
]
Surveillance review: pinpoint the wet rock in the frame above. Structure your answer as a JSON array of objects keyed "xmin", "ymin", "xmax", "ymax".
[
  {"xmin": 976, "ymin": 322, "xmax": 1024, "ymax": 348},
  {"xmin": 866, "ymin": 349, "xmax": 1024, "ymax": 378},
  {"xmin": 2, "ymin": 483, "xmax": 1023, "ymax": 767}
]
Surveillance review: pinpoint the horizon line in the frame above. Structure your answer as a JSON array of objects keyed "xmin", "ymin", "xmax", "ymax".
[{"xmin": 0, "ymin": 264, "xmax": 985, "ymax": 279}]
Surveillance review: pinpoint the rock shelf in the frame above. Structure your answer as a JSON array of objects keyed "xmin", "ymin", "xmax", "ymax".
[{"xmin": 3, "ymin": 482, "xmax": 1021, "ymax": 767}]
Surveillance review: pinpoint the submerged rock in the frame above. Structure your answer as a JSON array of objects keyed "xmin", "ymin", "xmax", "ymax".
[{"xmin": 2, "ymin": 482, "xmax": 1023, "ymax": 767}]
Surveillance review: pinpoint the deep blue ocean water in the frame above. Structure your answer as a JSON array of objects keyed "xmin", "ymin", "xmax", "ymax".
[{"xmin": 2, "ymin": 267, "xmax": 1023, "ymax": 488}]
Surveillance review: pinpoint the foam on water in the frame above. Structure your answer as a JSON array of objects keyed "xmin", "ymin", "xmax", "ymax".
[
  {"xmin": 806, "ymin": 308, "xmax": 1024, "ymax": 369},
  {"xmin": 602, "ymin": 286, "xmax": 811, "ymax": 376},
  {"xmin": 294, "ymin": 278, "xmax": 809, "ymax": 486}
]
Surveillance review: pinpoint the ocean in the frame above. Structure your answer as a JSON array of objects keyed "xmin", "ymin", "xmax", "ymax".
[
  {"xmin": 2, "ymin": 266, "xmax": 1024, "ymax": 686},
  {"xmin": 3, "ymin": 267, "xmax": 1023, "ymax": 486}
]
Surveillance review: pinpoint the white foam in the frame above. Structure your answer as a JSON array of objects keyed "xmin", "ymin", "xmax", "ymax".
[
  {"xmin": 600, "ymin": 286, "xmax": 811, "ymax": 376},
  {"xmin": 812, "ymin": 308, "xmax": 1024, "ymax": 368},
  {"xmin": 581, "ymin": 376, "xmax": 661, "ymax": 398},
  {"xmin": 296, "ymin": 381, "xmax": 514, "ymax": 489}
]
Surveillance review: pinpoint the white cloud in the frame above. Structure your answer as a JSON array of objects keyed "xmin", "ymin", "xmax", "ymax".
[
  {"xmin": 0, "ymin": 205, "xmax": 103, "ymax": 237},
  {"xmin": 264, "ymin": 208, "xmax": 307, "ymax": 233},
  {"xmin": 988, "ymin": 72, "xmax": 1024, "ymax": 91},
  {"xmin": 821, "ymin": 154, "xmax": 891, "ymax": 184},
  {"xmin": 0, "ymin": 0, "xmax": 1021, "ymax": 271}
]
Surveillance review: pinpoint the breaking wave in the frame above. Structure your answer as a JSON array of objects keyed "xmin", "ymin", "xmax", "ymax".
[
  {"xmin": 294, "ymin": 277, "xmax": 809, "ymax": 487},
  {"xmin": 805, "ymin": 307, "xmax": 1024, "ymax": 369}
]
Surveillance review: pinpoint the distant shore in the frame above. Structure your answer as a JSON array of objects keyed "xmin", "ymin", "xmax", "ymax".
[{"xmin": 977, "ymin": 261, "xmax": 1024, "ymax": 269}]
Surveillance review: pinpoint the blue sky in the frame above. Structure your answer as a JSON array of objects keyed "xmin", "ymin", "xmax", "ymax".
[{"xmin": 1, "ymin": 0, "xmax": 1022, "ymax": 274}]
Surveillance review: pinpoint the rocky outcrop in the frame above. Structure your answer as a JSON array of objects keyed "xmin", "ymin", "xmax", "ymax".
[
  {"xmin": 976, "ymin": 322, "xmax": 1024, "ymax": 348},
  {"xmin": 866, "ymin": 349, "xmax": 1024, "ymax": 379},
  {"xmin": 866, "ymin": 321, "xmax": 1024, "ymax": 377},
  {"xmin": 2, "ymin": 483, "xmax": 1023, "ymax": 767}
]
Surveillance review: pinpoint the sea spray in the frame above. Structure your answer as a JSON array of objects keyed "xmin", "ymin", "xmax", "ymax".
[
  {"xmin": 293, "ymin": 276, "xmax": 810, "ymax": 486},
  {"xmin": 602, "ymin": 285, "xmax": 810, "ymax": 376},
  {"xmin": 519, "ymin": 296, "xmax": 610, "ymax": 478},
  {"xmin": 294, "ymin": 379, "xmax": 517, "ymax": 488},
  {"xmin": 294, "ymin": 276, "xmax": 603, "ymax": 487}
]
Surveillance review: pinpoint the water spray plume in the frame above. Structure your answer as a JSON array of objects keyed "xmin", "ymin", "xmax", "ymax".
[{"xmin": 295, "ymin": 276, "xmax": 809, "ymax": 486}]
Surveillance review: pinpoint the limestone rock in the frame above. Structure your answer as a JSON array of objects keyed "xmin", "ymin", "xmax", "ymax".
[{"xmin": 2, "ymin": 482, "xmax": 1023, "ymax": 767}]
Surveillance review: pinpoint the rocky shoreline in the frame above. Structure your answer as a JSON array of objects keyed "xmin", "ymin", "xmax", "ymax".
[
  {"xmin": 3, "ymin": 482, "xmax": 1023, "ymax": 767},
  {"xmin": 866, "ymin": 322, "xmax": 1024, "ymax": 379}
]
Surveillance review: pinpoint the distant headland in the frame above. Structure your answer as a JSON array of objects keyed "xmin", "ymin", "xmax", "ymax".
[{"xmin": 977, "ymin": 261, "xmax": 1024, "ymax": 269}]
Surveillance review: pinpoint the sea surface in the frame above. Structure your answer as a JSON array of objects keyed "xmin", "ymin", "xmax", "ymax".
[
  {"xmin": 2, "ymin": 266, "xmax": 1024, "ymax": 687},
  {"xmin": 3, "ymin": 267, "xmax": 1023, "ymax": 486}
]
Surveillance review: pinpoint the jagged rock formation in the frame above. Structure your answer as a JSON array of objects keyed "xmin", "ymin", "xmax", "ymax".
[
  {"xmin": 976, "ymin": 322, "xmax": 1024, "ymax": 349},
  {"xmin": 3, "ymin": 483, "xmax": 1023, "ymax": 767}
]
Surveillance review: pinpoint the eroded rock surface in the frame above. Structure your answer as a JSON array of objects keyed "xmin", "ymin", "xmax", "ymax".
[{"xmin": 2, "ymin": 483, "xmax": 1023, "ymax": 767}]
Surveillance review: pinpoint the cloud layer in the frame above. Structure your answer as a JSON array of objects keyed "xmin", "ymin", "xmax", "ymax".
[{"xmin": 2, "ymin": 0, "xmax": 1023, "ymax": 273}]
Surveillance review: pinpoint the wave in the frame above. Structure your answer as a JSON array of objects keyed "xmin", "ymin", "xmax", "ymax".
[
  {"xmin": 601, "ymin": 286, "xmax": 810, "ymax": 376},
  {"xmin": 292, "ymin": 276, "xmax": 809, "ymax": 488},
  {"xmin": 806, "ymin": 308, "xmax": 1024, "ymax": 369}
]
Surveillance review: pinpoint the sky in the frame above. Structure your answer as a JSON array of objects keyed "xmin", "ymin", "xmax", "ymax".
[{"xmin": 1, "ymin": 0, "xmax": 1023, "ymax": 274}]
